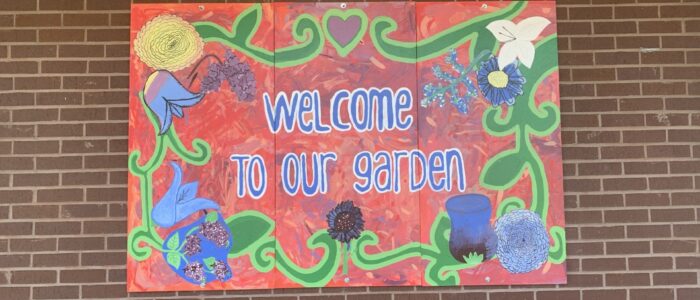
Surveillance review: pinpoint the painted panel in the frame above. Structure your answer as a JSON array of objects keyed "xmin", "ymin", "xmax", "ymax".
[
  {"xmin": 127, "ymin": 1, "xmax": 566, "ymax": 291},
  {"xmin": 127, "ymin": 3, "xmax": 276, "ymax": 291}
]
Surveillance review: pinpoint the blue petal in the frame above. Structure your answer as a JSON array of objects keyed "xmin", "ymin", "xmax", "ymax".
[
  {"xmin": 170, "ymin": 104, "xmax": 184, "ymax": 118},
  {"xmin": 175, "ymin": 197, "xmax": 220, "ymax": 222},
  {"xmin": 178, "ymin": 181, "xmax": 199, "ymax": 203},
  {"xmin": 166, "ymin": 94, "xmax": 203, "ymax": 107},
  {"xmin": 159, "ymin": 104, "xmax": 173, "ymax": 135},
  {"xmin": 152, "ymin": 162, "xmax": 183, "ymax": 228}
]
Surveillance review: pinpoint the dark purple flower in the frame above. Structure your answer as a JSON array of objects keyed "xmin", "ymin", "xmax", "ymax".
[
  {"xmin": 200, "ymin": 221, "xmax": 230, "ymax": 248},
  {"xmin": 183, "ymin": 262, "xmax": 204, "ymax": 283},
  {"xmin": 183, "ymin": 234, "xmax": 201, "ymax": 256},
  {"xmin": 326, "ymin": 200, "xmax": 365, "ymax": 244},
  {"xmin": 199, "ymin": 50, "xmax": 256, "ymax": 101},
  {"xmin": 210, "ymin": 259, "xmax": 231, "ymax": 281}
]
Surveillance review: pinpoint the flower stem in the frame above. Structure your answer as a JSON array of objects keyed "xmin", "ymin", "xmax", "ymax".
[{"xmin": 342, "ymin": 243, "xmax": 349, "ymax": 276}]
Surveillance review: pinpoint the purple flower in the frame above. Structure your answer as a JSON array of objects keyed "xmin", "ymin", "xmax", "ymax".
[
  {"xmin": 183, "ymin": 262, "xmax": 205, "ymax": 283},
  {"xmin": 200, "ymin": 220, "xmax": 230, "ymax": 248},
  {"xmin": 200, "ymin": 50, "xmax": 256, "ymax": 101},
  {"xmin": 326, "ymin": 200, "xmax": 364, "ymax": 244},
  {"xmin": 183, "ymin": 234, "xmax": 201, "ymax": 256},
  {"xmin": 210, "ymin": 259, "xmax": 231, "ymax": 281}
]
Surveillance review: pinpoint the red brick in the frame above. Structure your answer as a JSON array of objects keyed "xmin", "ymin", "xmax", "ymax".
[
  {"xmin": 593, "ymin": 21, "xmax": 636, "ymax": 34},
  {"xmin": 11, "ymin": 270, "xmax": 56, "ymax": 284},
  {"xmin": 582, "ymin": 290, "xmax": 626, "ymax": 300},
  {"xmin": 0, "ymin": 287, "xmax": 30, "ymax": 300},
  {"xmin": 41, "ymin": 60, "xmax": 87, "ymax": 73},
  {"xmin": 33, "ymin": 286, "xmax": 79, "ymax": 300},
  {"xmin": 653, "ymin": 272, "xmax": 698, "ymax": 285},
  {"xmin": 605, "ymin": 273, "xmax": 651, "ymax": 286},
  {"xmin": 678, "ymin": 289, "xmax": 700, "ymax": 300},
  {"xmin": 64, "ymin": 13, "xmax": 110, "ymax": 26},
  {"xmin": 617, "ymin": 67, "xmax": 661, "ymax": 81},
  {"xmin": 615, "ymin": 6, "xmax": 659, "ymax": 19},
  {"xmin": 0, "ymin": 29, "xmax": 36, "ymax": 42},
  {"xmin": 9, "ymin": 238, "xmax": 56, "ymax": 252},
  {"xmin": 39, "ymin": 0, "xmax": 84, "ymax": 10},
  {"xmin": 60, "ymin": 269, "xmax": 106, "ymax": 283},
  {"xmin": 0, "ymin": 61, "xmax": 38, "ymax": 74},
  {"xmin": 15, "ymin": 14, "xmax": 61, "ymax": 27},
  {"xmin": 660, "ymin": 5, "xmax": 700, "ymax": 18},
  {"xmin": 59, "ymin": 45, "xmax": 104, "ymax": 57},
  {"xmin": 10, "ymin": 45, "xmax": 56, "ymax": 58},
  {"xmin": 639, "ymin": 21, "xmax": 682, "ymax": 33},
  {"xmin": 653, "ymin": 240, "xmax": 697, "ymax": 253},
  {"xmin": 629, "ymin": 225, "xmax": 672, "ymax": 238},
  {"xmin": 33, "ymin": 253, "xmax": 79, "ymax": 267},
  {"xmin": 629, "ymin": 257, "xmax": 673, "ymax": 270},
  {"xmin": 38, "ymin": 29, "xmax": 85, "ymax": 42}
]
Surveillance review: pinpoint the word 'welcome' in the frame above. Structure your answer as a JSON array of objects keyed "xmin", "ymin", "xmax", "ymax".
[{"xmin": 264, "ymin": 87, "xmax": 414, "ymax": 134}]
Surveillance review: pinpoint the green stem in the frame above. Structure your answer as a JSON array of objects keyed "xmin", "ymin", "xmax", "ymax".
[
  {"xmin": 342, "ymin": 244, "xmax": 349, "ymax": 276},
  {"xmin": 127, "ymin": 92, "xmax": 212, "ymax": 261}
]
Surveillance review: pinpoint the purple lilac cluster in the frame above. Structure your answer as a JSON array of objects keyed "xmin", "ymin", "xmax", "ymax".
[
  {"xmin": 183, "ymin": 262, "xmax": 204, "ymax": 283},
  {"xmin": 210, "ymin": 259, "xmax": 231, "ymax": 281},
  {"xmin": 200, "ymin": 221, "xmax": 230, "ymax": 248},
  {"xmin": 200, "ymin": 50, "xmax": 256, "ymax": 101},
  {"xmin": 182, "ymin": 234, "xmax": 201, "ymax": 256}
]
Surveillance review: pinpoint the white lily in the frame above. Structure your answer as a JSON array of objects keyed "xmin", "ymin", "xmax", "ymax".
[{"xmin": 486, "ymin": 16, "xmax": 551, "ymax": 69}]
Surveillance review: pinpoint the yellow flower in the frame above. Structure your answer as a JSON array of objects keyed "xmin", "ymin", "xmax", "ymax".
[{"xmin": 134, "ymin": 14, "xmax": 203, "ymax": 72}]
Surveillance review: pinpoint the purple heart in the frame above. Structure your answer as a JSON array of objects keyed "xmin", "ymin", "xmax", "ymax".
[{"xmin": 327, "ymin": 15, "xmax": 361, "ymax": 47}]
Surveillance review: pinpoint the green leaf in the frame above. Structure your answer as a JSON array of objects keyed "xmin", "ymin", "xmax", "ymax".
[
  {"xmin": 166, "ymin": 233, "xmax": 180, "ymax": 250},
  {"xmin": 480, "ymin": 151, "xmax": 526, "ymax": 190},
  {"xmin": 226, "ymin": 210, "xmax": 274, "ymax": 257},
  {"xmin": 166, "ymin": 252, "xmax": 181, "ymax": 269},
  {"xmin": 203, "ymin": 257, "xmax": 216, "ymax": 268},
  {"xmin": 463, "ymin": 252, "xmax": 484, "ymax": 265},
  {"xmin": 205, "ymin": 211, "xmax": 218, "ymax": 223}
]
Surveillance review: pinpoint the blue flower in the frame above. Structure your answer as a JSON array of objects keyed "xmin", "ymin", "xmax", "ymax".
[
  {"xmin": 152, "ymin": 162, "xmax": 220, "ymax": 228},
  {"xmin": 143, "ymin": 70, "xmax": 204, "ymax": 135},
  {"xmin": 494, "ymin": 209, "xmax": 549, "ymax": 274},
  {"xmin": 477, "ymin": 56, "xmax": 525, "ymax": 106},
  {"xmin": 327, "ymin": 200, "xmax": 364, "ymax": 244}
]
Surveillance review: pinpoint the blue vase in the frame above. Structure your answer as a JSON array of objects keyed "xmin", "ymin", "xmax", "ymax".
[{"xmin": 445, "ymin": 194, "xmax": 497, "ymax": 263}]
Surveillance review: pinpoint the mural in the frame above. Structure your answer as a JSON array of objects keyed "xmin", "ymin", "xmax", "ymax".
[{"xmin": 128, "ymin": 1, "xmax": 566, "ymax": 292}]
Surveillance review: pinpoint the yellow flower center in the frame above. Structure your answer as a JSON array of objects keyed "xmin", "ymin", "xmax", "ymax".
[{"xmin": 487, "ymin": 70, "xmax": 509, "ymax": 88}]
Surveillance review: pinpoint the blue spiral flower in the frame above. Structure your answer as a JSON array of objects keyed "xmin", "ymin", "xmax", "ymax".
[{"xmin": 495, "ymin": 209, "xmax": 549, "ymax": 274}]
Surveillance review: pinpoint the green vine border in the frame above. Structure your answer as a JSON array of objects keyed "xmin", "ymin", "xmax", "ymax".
[{"xmin": 128, "ymin": 1, "xmax": 566, "ymax": 287}]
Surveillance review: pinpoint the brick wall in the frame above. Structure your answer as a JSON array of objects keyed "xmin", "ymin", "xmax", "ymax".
[{"xmin": 0, "ymin": 0, "xmax": 698, "ymax": 299}]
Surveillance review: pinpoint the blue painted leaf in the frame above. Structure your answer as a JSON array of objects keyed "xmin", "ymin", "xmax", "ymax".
[{"xmin": 178, "ymin": 181, "xmax": 199, "ymax": 203}]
